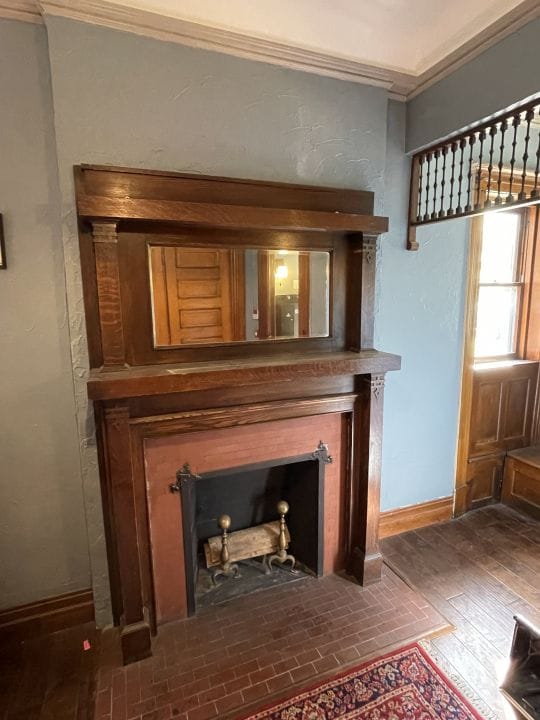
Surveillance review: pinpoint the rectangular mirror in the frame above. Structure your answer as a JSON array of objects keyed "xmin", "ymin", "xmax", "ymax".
[{"xmin": 149, "ymin": 246, "xmax": 330, "ymax": 347}]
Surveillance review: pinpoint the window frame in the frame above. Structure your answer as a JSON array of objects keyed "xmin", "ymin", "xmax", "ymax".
[{"xmin": 473, "ymin": 209, "xmax": 528, "ymax": 363}]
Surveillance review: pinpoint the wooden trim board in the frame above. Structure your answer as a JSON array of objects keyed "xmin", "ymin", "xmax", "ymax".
[
  {"xmin": 379, "ymin": 497, "xmax": 454, "ymax": 539},
  {"xmin": 0, "ymin": 589, "xmax": 95, "ymax": 642}
]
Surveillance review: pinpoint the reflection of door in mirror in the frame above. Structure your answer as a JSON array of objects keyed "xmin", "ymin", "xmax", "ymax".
[
  {"xmin": 149, "ymin": 246, "xmax": 245, "ymax": 346},
  {"xmin": 258, "ymin": 251, "xmax": 311, "ymax": 339},
  {"xmin": 149, "ymin": 245, "xmax": 330, "ymax": 346}
]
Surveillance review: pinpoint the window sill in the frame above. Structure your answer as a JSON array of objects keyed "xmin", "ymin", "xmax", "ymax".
[{"xmin": 473, "ymin": 358, "xmax": 538, "ymax": 370}]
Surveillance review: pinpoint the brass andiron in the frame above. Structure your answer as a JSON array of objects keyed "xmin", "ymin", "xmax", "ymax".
[
  {"xmin": 212, "ymin": 514, "xmax": 240, "ymax": 585},
  {"xmin": 267, "ymin": 500, "xmax": 296, "ymax": 572}
]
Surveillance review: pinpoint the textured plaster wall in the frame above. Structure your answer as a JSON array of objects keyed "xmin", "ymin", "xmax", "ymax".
[
  {"xmin": 376, "ymin": 101, "xmax": 469, "ymax": 511},
  {"xmin": 406, "ymin": 17, "xmax": 540, "ymax": 152},
  {"xmin": 44, "ymin": 16, "xmax": 389, "ymax": 623},
  {"xmin": 1, "ymin": 16, "xmax": 480, "ymax": 618},
  {"xmin": 0, "ymin": 20, "xmax": 91, "ymax": 609}
]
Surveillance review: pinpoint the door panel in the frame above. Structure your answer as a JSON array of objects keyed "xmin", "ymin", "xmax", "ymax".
[{"xmin": 151, "ymin": 246, "xmax": 242, "ymax": 346}]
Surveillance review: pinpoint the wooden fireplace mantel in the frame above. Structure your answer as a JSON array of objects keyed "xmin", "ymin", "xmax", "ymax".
[
  {"xmin": 87, "ymin": 350, "xmax": 401, "ymax": 401},
  {"xmin": 76, "ymin": 165, "xmax": 401, "ymax": 665}
]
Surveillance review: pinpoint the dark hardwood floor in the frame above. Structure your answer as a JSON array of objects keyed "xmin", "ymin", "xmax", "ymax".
[
  {"xmin": 0, "ymin": 622, "xmax": 102, "ymax": 720},
  {"xmin": 382, "ymin": 503, "xmax": 540, "ymax": 719},
  {"xmin": 2, "ymin": 503, "xmax": 538, "ymax": 720}
]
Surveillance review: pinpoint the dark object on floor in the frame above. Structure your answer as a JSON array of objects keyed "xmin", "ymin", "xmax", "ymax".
[
  {"xmin": 237, "ymin": 643, "xmax": 486, "ymax": 719},
  {"xmin": 501, "ymin": 615, "xmax": 540, "ymax": 719}
]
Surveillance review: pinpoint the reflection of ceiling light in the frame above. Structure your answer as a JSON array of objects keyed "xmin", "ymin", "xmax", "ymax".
[
  {"xmin": 277, "ymin": 249, "xmax": 289, "ymax": 255},
  {"xmin": 275, "ymin": 258, "xmax": 288, "ymax": 279}
]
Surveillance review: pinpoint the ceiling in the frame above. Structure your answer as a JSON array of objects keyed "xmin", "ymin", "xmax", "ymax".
[{"xmin": 2, "ymin": 0, "xmax": 539, "ymax": 97}]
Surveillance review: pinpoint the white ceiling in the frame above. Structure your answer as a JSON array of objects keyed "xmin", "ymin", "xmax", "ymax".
[
  {"xmin": 102, "ymin": 0, "xmax": 528, "ymax": 74},
  {"xmin": 3, "ymin": 0, "xmax": 538, "ymax": 96}
]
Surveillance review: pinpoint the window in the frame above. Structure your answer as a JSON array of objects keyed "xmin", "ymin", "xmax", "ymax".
[{"xmin": 474, "ymin": 211, "xmax": 524, "ymax": 360}]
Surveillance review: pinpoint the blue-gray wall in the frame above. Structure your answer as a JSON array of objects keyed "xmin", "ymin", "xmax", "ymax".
[
  {"xmin": 3, "ymin": 11, "xmax": 530, "ymax": 616},
  {"xmin": 377, "ymin": 102, "xmax": 469, "ymax": 510},
  {"xmin": 0, "ymin": 20, "xmax": 91, "ymax": 609},
  {"xmin": 407, "ymin": 17, "xmax": 540, "ymax": 152}
]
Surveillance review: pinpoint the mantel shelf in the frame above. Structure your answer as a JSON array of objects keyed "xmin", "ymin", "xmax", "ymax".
[
  {"xmin": 87, "ymin": 350, "xmax": 401, "ymax": 401},
  {"xmin": 77, "ymin": 195, "xmax": 389, "ymax": 234}
]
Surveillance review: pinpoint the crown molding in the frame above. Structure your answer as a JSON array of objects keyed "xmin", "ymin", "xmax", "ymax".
[
  {"xmin": 0, "ymin": 0, "xmax": 41, "ymax": 23},
  {"xmin": 1, "ymin": 0, "xmax": 538, "ymax": 102}
]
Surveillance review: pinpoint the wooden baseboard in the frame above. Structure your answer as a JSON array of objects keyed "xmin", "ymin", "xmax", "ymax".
[
  {"xmin": 379, "ymin": 497, "xmax": 454, "ymax": 539},
  {"xmin": 0, "ymin": 589, "xmax": 95, "ymax": 643}
]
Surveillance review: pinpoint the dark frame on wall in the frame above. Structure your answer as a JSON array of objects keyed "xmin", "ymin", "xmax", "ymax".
[{"xmin": 0, "ymin": 214, "xmax": 6, "ymax": 269}]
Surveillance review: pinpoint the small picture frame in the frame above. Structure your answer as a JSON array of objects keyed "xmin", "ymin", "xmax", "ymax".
[{"xmin": 0, "ymin": 215, "xmax": 6, "ymax": 269}]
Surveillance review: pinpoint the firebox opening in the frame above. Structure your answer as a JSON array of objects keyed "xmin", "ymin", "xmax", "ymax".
[{"xmin": 180, "ymin": 452, "xmax": 327, "ymax": 614}]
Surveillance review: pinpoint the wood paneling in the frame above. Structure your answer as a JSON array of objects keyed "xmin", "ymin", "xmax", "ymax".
[
  {"xmin": 379, "ymin": 497, "xmax": 453, "ymax": 538},
  {"xmin": 463, "ymin": 361, "xmax": 539, "ymax": 510},
  {"xmin": 502, "ymin": 446, "xmax": 540, "ymax": 519},
  {"xmin": 466, "ymin": 455, "xmax": 504, "ymax": 509},
  {"xmin": 0, "ymin": 589, "xmax": 94, "ymax": 643},
  {"xmin": 469, "ymin": 362, "xmax": 538, "ymax": 458}
]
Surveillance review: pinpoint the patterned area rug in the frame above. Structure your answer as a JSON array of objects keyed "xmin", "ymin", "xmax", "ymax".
[{"xmin": 240, "ymin": 643, "xmax": 486, "ymax": 719}]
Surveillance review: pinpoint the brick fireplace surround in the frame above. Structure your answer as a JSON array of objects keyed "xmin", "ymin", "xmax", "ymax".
[{"xmin": 146, "ymin": 414, "xmax": 346, "ymax": 624}]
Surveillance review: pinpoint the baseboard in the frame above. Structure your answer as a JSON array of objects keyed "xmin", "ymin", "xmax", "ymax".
[
  {"xmin": 0, "ymin": 588, "xmax": 95, "ymax": 642},
  {"xmin": 379, "ymin": 497, "xmax": 454, "ymax": 539}
]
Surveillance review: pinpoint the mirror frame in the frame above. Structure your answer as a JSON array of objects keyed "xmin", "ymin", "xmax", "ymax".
[
  {"xmin": 75, "ymin": 165, "xmax": 387, "ymax": 369},
  {"xmin": 114, "ymin": 224, "xmax": 345, "ymax": 365}
]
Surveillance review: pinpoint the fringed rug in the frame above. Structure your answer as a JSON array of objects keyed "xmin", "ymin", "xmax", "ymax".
[{"xmin": 240, "ymin": 643, "xmax": 486, "ymax": 719}]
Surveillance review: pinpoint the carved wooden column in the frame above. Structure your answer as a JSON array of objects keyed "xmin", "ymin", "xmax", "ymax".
[
  {"xmin": 346, "ymin": 233, "xmax": 385, "ymax": 584},
  {"xmin": 349, "ymin": 373, "xmax": 385, "ymax": 584},
  {"xmin": 347, "ymin": 234, "xmax": 377, "ymax": 350},
  {"xmin": 103, "ymin": 406, "xmax": 151, "ymax": 664},
  {"xmin": 91, "ymin": 222, "xmax": 126, "ymax": 367}
]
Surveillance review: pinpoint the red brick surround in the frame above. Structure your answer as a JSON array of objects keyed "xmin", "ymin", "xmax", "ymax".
[{"xmin": 144, "ymin": 413, "xmax": 347, "ymax": 624}]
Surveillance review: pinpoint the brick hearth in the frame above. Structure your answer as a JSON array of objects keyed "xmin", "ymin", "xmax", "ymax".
[{"xmin": 94, "ymin": 566, "xmax": 450, "ymax": 720}]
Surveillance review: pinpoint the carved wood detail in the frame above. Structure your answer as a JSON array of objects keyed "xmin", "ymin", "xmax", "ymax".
[
  {"xmin": 91, "ymin": 221, "xmax": 126, "ymax": 367},
  {"xmin": 348, "ymin": 373, "xmax": 385, "ymax": 585}
]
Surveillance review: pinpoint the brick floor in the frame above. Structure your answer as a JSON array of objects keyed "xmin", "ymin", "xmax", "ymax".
[{"xmin": 94, "ymin": 566, "xmax": 450, "ymax": 720}]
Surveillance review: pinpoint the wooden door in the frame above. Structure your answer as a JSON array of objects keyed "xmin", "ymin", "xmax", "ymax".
[{"xmin": 151, "ymin": 247, "xmax": 244, "ymax": 346}]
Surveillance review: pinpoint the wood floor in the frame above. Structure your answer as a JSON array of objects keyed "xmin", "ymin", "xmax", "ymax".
[
  {"xmin": 0, "ymin": 622, "xmax": 101, "ymax": 720},
  {"xmin": 1, "ymin": 503, "xmax": 538, "ymax": 720},
  {"xmin": 382, "ymin": 503, "xmax": 540, "ymax": 719}
]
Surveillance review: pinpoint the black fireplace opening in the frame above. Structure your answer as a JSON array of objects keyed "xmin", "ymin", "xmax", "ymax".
[{"xmin": 175, "ymin": 445, "xmax": 331, "ymax": 614}]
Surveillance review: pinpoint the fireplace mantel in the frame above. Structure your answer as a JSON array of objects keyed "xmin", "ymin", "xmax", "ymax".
[
  {"xmin": 76, "ymin": 165, "xmax": 401, "ymax": 664},
  {"xmin": 87, "ymin": 350, "xmax": 400, "ymax": 401}
]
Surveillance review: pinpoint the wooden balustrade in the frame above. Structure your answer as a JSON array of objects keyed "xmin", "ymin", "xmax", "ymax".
[{"xmin": 407, "ymin": 97, "xmax": 540, "ymax": 250}]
